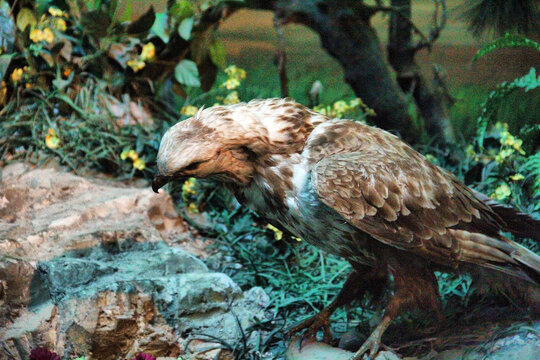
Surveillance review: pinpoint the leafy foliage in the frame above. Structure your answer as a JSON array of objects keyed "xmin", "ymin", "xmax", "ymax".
[
  {"xmin": 472, "ymin": 33, "xmax": 540, "ymax": 63},
  {"xmin": 475, "ymin": 68, "xmax": 540, "ymax": 148},
  {"xmin": 0, "ymin": 0, "xmax": 233, "ymax": 106}
]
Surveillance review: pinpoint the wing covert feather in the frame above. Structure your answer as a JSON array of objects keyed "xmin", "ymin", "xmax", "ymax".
[{"xmin": 307, "ymin": 122, "xmax": 506, "ymax": 266}]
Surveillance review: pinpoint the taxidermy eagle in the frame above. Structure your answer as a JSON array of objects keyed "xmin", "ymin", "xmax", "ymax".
[{"xmin": 153, "ymin": 98, "xmax": 540, "ymax": 359}]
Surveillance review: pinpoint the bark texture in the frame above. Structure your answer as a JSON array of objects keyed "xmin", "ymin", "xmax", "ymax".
[{"xmin": 387, "ymin": 0, "xmax": 453, "ymax": 139}]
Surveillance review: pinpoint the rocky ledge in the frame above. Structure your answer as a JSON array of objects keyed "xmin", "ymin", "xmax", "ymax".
[{"xmin": 0, "ymin": 163, "xmax": 268, "ymax": 360}]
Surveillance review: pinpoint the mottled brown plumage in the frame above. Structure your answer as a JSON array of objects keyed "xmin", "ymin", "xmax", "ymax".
[{"xmin": 153, "ymin": 98, "xmax": 540, "ymax": 359}]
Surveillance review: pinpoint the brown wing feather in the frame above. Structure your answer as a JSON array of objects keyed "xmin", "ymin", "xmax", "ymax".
[{"xmin": 307, "ymin": 121, "xmax": 517, "ymax": 269}]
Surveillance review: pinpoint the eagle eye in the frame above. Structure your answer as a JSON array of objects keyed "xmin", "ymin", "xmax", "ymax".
[{"xmin": 185, "ymin": 161, "xmax": 203, "ymax": 171}]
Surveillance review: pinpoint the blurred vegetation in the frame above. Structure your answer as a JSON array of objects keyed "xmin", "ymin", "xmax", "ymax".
[{"xmin": 0, "ymin": 1, "xmax": 539, "ymax": 359}]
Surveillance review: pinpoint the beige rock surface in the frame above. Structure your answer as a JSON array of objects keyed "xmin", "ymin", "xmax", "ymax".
[{"xmin": 0, "ymin": 164, "xmax": 268, "ymax": 360}]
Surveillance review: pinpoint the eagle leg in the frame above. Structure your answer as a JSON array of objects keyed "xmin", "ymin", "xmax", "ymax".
[
  {"xmin": 288, "ymin": 265, "xmax": 387, "ymax": 348},
  {"xmin": 287, "ymin": 270, "xmax": 364, "ymax": 347},
  {"xmin": 351, "ymin": 255, "xmax": 442, "ymax": 360}
]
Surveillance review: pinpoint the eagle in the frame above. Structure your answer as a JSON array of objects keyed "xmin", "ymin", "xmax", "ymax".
[{"xmin": 152, "ymin": 98, "xmax": 540, "ymax": 359}]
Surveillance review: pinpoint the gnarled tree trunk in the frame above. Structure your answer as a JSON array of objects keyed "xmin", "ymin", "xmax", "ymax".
[
  {"xmin": 244, "ymin": 0, "xmax": 454, "ymax": 143},
  {"xmin": 387, "ymin": 0, "xmax": 453, "ymax": 140}
]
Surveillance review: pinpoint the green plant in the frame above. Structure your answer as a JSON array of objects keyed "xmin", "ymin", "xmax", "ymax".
[{"xmin": 0, "ymin": 0, "xmax": 235, "ymax": 104}]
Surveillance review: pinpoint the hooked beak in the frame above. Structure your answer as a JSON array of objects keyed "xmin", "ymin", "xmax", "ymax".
[{"xmin": 152, "ymin": 175, "xmax": 172, "ymax": 193}]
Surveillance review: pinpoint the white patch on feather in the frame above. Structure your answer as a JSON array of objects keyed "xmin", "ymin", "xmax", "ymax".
[{"xmin": 287, "ymin": 160, "xmax": 309, "ymax": 211}]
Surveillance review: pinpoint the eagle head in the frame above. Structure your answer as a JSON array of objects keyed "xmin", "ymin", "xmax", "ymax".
[{"xmin": 152, "ymin": 99, "xmax": 324, "ymax": 193}]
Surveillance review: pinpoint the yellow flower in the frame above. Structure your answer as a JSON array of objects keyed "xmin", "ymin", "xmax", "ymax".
[
  {"xmin": 45, "ymin": 128, "xmax": 60, "ymax": 149},
  {"xmin": 48, "ymin": 7, "xmax": 66, "ymax": 17},
  {"xmin": 10, "ymin": 68, "xmax": 24, "ymax": 84},
  {"xmin": 121, "ymin": 149, "xmax": 139, "ymax": 161},
  {"xmin": 133, "ymin": 158, "xmax": 146, "ymax": 170},
  {"xmin": 127, "ymin": 150, "xmax": 138, "ymax": 160},
  {"xmin": 266, "ymin": 224, "xmax": 283, "ymax": 241},
  {"xmin": 495, "ymin": 148, "xmax": 514, "ymax": 163},
  {"xmin": 181, "ymin": 105, "xmax": 199, "ymax": 116},
  {"xmin": 333, "ymin": 100, "xmax": 348, "ymax": 116},
  {"xmin": 30, "ymin": 29, "xmax": 45, "ymax": 42},
  {"xmin": 491, "ymin": 183, "xmax": 511, "ymax": 201},
  {"xmin": 127, "ymin": 59, "xmax": 145, "ymax": 72},
  {"xmin": 313, "ymin": 105, "xmax": 328, "ymax": 115},
  {"xmin": 183, "ymin": 178, "xmax": 197, "ymax": 195},
  {"xmin": 182, "ymin": 177, "xmax": 198, "ymax": 203},
  {"xmin": 223, "ymin": 91, "xmax": 240, "ymax": 105},
  {"xmin": 120, "ymin": 149, "xmax": 130, "ymax": 160},
  {"xmin": 224, "ymin": 65, "xmax": 246, "ymax": 80},
  {"xmin": 222, "ymin": 65, "xmax": 246, "ymax": 89},
  {"xmin": 511, "ymin": 139, "xmax": 525, "ymax": 155},
  {"xmin": 141, "ymin": 42, "xmax": 155, "ymax": 61},
  {"xmin": 55, "ymin": 18, "xmax": 67, "ymax": 31},
  {"xmin": 509, "ymin": 174, "xmax": 525, "ymax": 181},
  {"xmin": 187, "ymin": 202, "xmax": 199, "ymax": 213},
  {"xmin": 42, "ymin": 28, "xmax": 54, "ymax": 43}
]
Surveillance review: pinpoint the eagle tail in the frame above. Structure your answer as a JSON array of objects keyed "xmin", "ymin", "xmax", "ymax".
[
  {"xmin": 473, "ymin": 189, "xmax": 540, "ymax": 241},
  {"xmin": 510, "ymin": 242, "xmax": 540, "ymax": 285},
  {"xmin": 457, "ymin": 231, "xmax": 540, "ymax": 311}
]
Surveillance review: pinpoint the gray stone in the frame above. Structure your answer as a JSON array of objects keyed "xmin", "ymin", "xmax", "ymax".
[{"xmin": 0, "ymin": 165, "xmax": 268, "ymax": 360}]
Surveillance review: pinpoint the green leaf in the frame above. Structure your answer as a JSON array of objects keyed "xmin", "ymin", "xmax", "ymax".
[
  {"xmin": 16, "ymin": 8, "xmax": 37, "ymax": 31},
  {"xmin": 472, "ymin": 34, "xmax": 540, "ymax": 63},
  {"xmin": 476, "ymin": 67, "xmax": 540, "ymax": 147},
  {"xmin": 170, "ymin": 0, "xmax": 194, "ymax": 22},
  {"xmin": 150, "ymin": 12, "xmax": 169, "ymax": 43},
  {"xmin": 515, "ymin": 67, "xmax": 540, "ymax": 92},
  {"xmin": 174, "ymin": 59, "xmax": 200, "ymax": 87},
  {"xmin": 177, "ymin": 17, "xmax": 193, "ymax": 41},
  {"xmin": 208, "ymin": 39, "xmax": 226, "ymax": 69},
  {"xmin": 126, "ymin": 6, "xmax": 155, "ymax": 34},
  {"xmin": 0, "ymin": 54, "xmax": 13, "ymax": 81}
]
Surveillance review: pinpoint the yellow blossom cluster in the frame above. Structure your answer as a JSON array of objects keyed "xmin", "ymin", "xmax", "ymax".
[
  {"xmin": 54, "ymin": 18, "xmax": 67, "ymax": 31},
  {"xmin": 222, "ymin": 91, "xmax": 240, "ymax": 105},
  {"xmin": 491, "ymin": 183, "xmax": 511, "ymax": 201},
  {"xmin": 120, "ymin": 149, "xmax": 146, "ymax": 170},
  {"xmin": 30, "ymin": 28, "xmax": 54, "ymax": 43},
  {"xmin": 181, "ymin": 105, "xmax": 199, "ymax": 116},
  {"xmin": 48, "ymin": 7, "xmax": 67, "ymax": 17},
  {"xmin": 471, "ymin": 123, "xmax": 529, "ymax": 202},
  {"xmin": 314, "ymin": 98, "xmax": 375, "ymax": 118},
  {"xmin": 141, "ymin": 43, "xmax": 155, "ymax": 61},
  {"xmin": 221, "ymin": 65, "xmax": 246, "ymax": 90},
  {"xmin": 45, "ymin": 128, "xmax": 60, "ymax": 149},
  {"xmin": 182, "ymin": 178, "xmax": 199, "ymax": 213},
  {"xmin": 10, "ymin": 68, "xmax": 24, "ymax": 84},
  {"xmin": 128, "ymin": 43, "xmax": 155, "ymax": 72}
]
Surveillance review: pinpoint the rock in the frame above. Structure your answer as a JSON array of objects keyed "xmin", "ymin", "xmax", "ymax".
[
  {"xmin": 286, "ymin": 322, "xmax": 540, "ymax": 360},
  {"xmin": 0, "ymin": 164, "xmax": 268, "ymax": 360},
  {"xmin": 412, "ymin": 322, "xmax": 540, "ymax": 360}
]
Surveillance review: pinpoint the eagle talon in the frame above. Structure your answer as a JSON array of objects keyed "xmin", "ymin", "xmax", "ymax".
[
  {"xmin": 287, "ymin": 309, "xmax": 333, "ymax": 350},
  {"xmin": 349, "ymin": 334, "xmax": 381, "ymax": 360}
]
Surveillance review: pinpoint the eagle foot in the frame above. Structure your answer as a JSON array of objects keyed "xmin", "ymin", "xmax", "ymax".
[
  {"xmin": 349, "ymin": 315, "xmax": 392, "ymax": 360},
  {"xmin": 348, "ymin": 331, "xmax": 382, "ymax": 360},
  {"xmin": 287, "ymin": 309, "xmax": 333, "ymax": 349}
]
